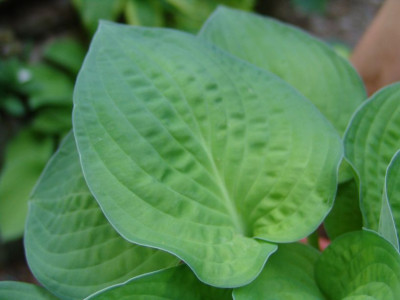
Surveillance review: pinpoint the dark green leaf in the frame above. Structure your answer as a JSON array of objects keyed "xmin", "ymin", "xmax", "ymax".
[
  {"xmin": 44, "ymin": 38, "xmax": 86, "ymax": 75},
  {"xmin": 0, "ymin": 129, "xmax": 52, "ymax": 242},
  {"xmin": 324, "ymin": 178, "xmax": 363, "ymax": 240}
]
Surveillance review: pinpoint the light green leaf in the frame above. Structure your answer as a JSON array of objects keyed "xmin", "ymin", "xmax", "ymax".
[
  {"xmin": 125, "ymin": 0, "xmax": 165, "ymax": 27},
  {"xmin": 44, "ymin": 38, "xmax": 86, "ymax": 75},
  {"xmin": 0, "ymin": 129, "xmax": 52, "ymax": 242},
  {"xmin": 86, "ymin": 264, "xmax": 232, "ymax": 300},
  {"xmin": 73, "ymin": 22, "xmax": 342, "ymax": 287},
  {"xmin": 233, "ymin": 243, "xmax": 324, "ymax": 300},
  {"xmin": 324, "ymin": 178, "xmax": 363, "ymax": 240},
  {"xmin": 25, "ymin": 133, "xmax": 179, "ymax": 300},
  {"xmin": 25, "ymin": 64, "xmax": 74, "ymax": 109},
  {"xmin": 315, "ymin": 230, "xmax": 400, "ymax": 299},
  {"xmin": 0, "ymin": 281, "xmax": 58, "ymax": 300},
  {"xmin": 199, "ymin": 6, "xmax": 366, "ymax": 136},
  {"xmin": 344, "ymin": 83, "xmax": 400, "ymax": 231},
  {"xmin": 72, "ymin": 0, "xmax": 125, "ymax": 35},
  {"xmin": 379, "ymin": 150, "xmax": 400, "ymax": 251}
]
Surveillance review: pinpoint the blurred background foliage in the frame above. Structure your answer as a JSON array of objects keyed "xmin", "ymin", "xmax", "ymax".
[{"xmin": 0, "ymin": 0, "xmax": 382, "ymax": 282}]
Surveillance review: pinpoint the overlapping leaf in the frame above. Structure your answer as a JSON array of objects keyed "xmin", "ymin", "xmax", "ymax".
[
  {"xmin": 199, "ymin": 6, "xmax": 366, "ymax": 137},
  {"xmin": 315, "ymin": 230, "xmax": 400, "ymax": 299},
  {"xmin": 0, "ymin": 281, "xmax": 58, "ymax": 300},
  {"xmin": 344, "ymin": 83, "xmax": 400, "ymax": 231},
  {"xmin": 86, "ymin": 265, "xmax": 232, "ymax": 300},
  {"xmin": 73, "ymin": 22, "xmax": 342, "ymax": 287},
  {"xmin": 25, "ymin": 133, "xmax": 179, "ymax": 300},
  {"xmin": 233, "ymin": 243, "xmax": 324, "ymax": 300}
]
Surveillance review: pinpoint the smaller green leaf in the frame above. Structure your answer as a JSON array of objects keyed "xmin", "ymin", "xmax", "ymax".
[
  {"xmin": 2, "ymin": 95, "xmax": 25, "ymax": 116},
  {"xmin": 316, "ymin": 230, "xmax": 400, "ymax": 299},
  {"xmin": 233, "ymin": 243, "xmax": 324, "ymax": 300},
  {"xmin": 0, "ymin": 281, "xmax": 57, "ymax": 300},
  {"xmin": 44, "ymin": 38, "xmax": 86, "ymax": 75},
  {"xmin": 379, "ymin": 150, "xmax": 400, "ymax": 251},
  {"xmin": 86, "ymin": 265, "xmax": 232, "ymax": 300},
  {"xmin": 24, "ymin": 64, "xmax": 73, "ymax": 109},
  {"xmin": 72, "ymin": 0, "xmax": 125, "ymax": 35},
  {"xmin": 124, "ymin": 0, "xmax": 164, "ymax": 27},
  {"xmin": 324, "ymin": 178, "xmax": 362, "ymax": 240},
  {"xmin": 32, "ymin": 106, "xmax": 72, "ymax": 135},
  {"xmin": 0, "ymin": 129, "xmax": 52, "ymax": 242}
]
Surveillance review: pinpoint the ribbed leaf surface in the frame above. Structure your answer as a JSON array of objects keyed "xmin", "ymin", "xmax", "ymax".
[
  {"xmin": 86, "ymin": 265, "xmax": 232, "ymax": 300},
  {"xmin": 316, "ymin": 231, "xmax": 400, "ymax": 299},
  {"xmin": 199, "ymin": 6, "xmax": 366, "ymax": 136},
  {"xmin": 345, "ymin": 83, "xmax": 400, "ymax": 231},
  {"xmin": 25, "ymin": 133, "xmax": 179, "ymax": 300},
  {"xmin": 73, "ymin": 22, "xmax": 342, "ymax": 287}
]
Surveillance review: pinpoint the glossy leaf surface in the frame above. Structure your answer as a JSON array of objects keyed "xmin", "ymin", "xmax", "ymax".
[
  {"xmin": 86, "ymin": 265, "xmax": 232, "ymax": 300},
  {"xmin": 73, "ymin": 22, "xmax": 342, "ymax": 287},
  {"xmin": 0, "ymin": 281, "xmax": 58, "ymax": 300},
  {"xmin": 316, "ymin": 230, "xmax": 400, "ymax": 299},
  {"xmin": 0, "ymin": 129, "xmax": 52, "ymax": 241},
  {"xmin": 345, "ymin": 83, "xmax": 400, "ymax": 231},
  {"xmin": 234, "ymin": 243, "xmax": 324, "ymax": 300},
  {"xmin": 25, "ymin": 133, "xmax": 179, "ymax": 300},
  {"xmin": 199, "ymin": 6, "xmax": 366, "ymax": 135}
]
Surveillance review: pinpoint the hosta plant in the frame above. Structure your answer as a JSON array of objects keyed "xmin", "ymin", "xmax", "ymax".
[{"xmin": 1, "ymin": 6, "xmax": 399, "ymax": 300}]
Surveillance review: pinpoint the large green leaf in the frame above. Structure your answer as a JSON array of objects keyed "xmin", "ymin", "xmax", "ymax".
[
  {"xmin": 0, "ymin": 281, "xmax": 58, "ymax": 300},
  {"xmin": 73, "ymin": 22, "xmax": 342, "ymax": 287},
  {"xmin": 199, "ymin": 6, "xmax": 366, "ymax": 136},
  {"xmin": 0, "ymin": 129, "xmax": 52, "ymax": 242},
  {"xmin": 324, "ymin": 178, "xmax": 363, "ymax": 240},
  {"xmin": 25, "ymin": 133, "xmax": 179, "ymax": 300},
  {"xmin": 379, "ymin": 150, "xmax": 400, "ymax": 250},
  {"xmin": 315, "ymin": 230, "xmax": 400, "ymax": 299},
  {"xmin": 344, "ymin": 83, "xmax": 400, "ymax": 231},
  {"xmin": 86, "ymin": 264, "xmax": 232, "ymax": 300},
  {"xmin": 234, "ymin": 243, "xmax": 324, "ymax": 300}
]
